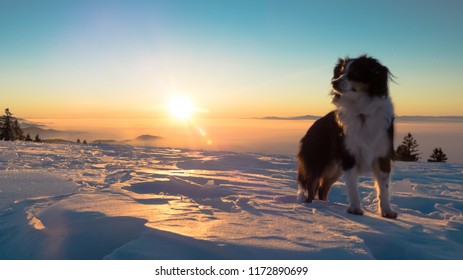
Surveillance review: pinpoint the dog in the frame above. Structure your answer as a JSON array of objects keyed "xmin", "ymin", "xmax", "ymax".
[{"xmin": 296, "ymin": 55, "xmax": 397, "ymax": 219}]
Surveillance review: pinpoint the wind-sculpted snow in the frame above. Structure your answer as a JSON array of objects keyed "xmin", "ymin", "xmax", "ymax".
[{"xmin": 1, "ymin": 141, "xmax": 462, "ymax": 259}]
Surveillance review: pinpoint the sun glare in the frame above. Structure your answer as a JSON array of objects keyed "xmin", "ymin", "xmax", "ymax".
[{"xmin": 168, "ymin": 96, "xmax": 195, "ymax": 121}]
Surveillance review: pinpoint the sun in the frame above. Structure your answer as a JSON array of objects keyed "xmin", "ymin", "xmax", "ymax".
[{"xmin": 167, "ymin": 95, "xmax": 195, "ymax": 121}]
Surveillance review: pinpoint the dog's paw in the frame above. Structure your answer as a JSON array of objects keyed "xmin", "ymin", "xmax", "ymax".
[
  {"xmin": 347, "ymin": 207, "xmax": 364, "ymax": 215},
  {"xmin": 381, "ymin": 210, "xmax": 398, "ymax": 219},
  {"xmin": 296, "ymin": 192, "xmax": 308, "ymax": 203}
]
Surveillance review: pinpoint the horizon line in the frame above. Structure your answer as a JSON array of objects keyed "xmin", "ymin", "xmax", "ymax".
[{"xmin": 249, "ymin": 115, "xmax": 463, "ymax": 122}]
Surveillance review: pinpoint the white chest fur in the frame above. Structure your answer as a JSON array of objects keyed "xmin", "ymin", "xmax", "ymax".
[{"xmin": 336, "ymin": 96, "xmax": 394, "ymax": 173}]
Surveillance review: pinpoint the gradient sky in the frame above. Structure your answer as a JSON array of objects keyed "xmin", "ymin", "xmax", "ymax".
[{"xmin": 1, "ymin": 0, "xmax": 463, "ymax": 119}]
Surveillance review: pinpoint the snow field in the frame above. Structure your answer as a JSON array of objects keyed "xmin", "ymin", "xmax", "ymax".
[{"xmin": 1, "ymin": 141, "xmax": 462, "ymax": 259}]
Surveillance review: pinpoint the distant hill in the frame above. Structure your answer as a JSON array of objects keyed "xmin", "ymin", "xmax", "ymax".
[
  {"xmin": 92, "ymin": 140, "xmax": 117, "ymax": 145},
  {"xmin": 254, "ymin": 115, "xmax": 463, "ymax": 122},
  {"xmin": 18, "ymin": 120, "xmax": 163, "ymax": 147},
  {"xmin": 122, "ymin": 134, "xmax": 162, "ymax": 146},
  {"xmin": 21, "ymin": 122, "xmax": 161, "ymax": 148},
  {"xmin": 254, "ymin": 115, "xmax": 320, "ymax": 120},
  {"xmin": 396, "ymin": 116, "xmax": 463, "ymax": 122},
  {"xmin": 22, "ymin": 126, "xmax": 85, "ymax": 140},
  {"xmin": 133, "ymin": 135, "xmax": 162, "ymax": 141},
  {"xmin": 42, "ymin": 139, "xmax": 74, "ymax": 144},
  {"xmin": 18, "ymin": 118, "xmax": 48, "ymax": 129},
  {"xmin": 23, "ymin": 126, "xmax": 64, "ymax": 137}
]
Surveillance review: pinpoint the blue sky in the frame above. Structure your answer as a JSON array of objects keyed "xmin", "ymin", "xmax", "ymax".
[{"xmin": 1, "ymin": 0, "xmax": 462, "ymax": 118}]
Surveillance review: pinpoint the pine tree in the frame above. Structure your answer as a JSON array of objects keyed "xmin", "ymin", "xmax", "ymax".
[
  {"xmin": 25, "ymin": 133, "xmax": 33, "ymax": 141},
  {"xmin": 77, "ymin": 138, "xmax": 81, "ymax": 144},
  {"xmin": 0, "ymin": 108, "xmax": 24, "ymax": 141},
  {"xmin": 428, "ymin": 147, "xmax": 448, "ymax": 162},
  {"xmin": 0, "ymin": 108, "xmax": 13, "ymax": 140},
  {"xmin": 34, "ymin": 134, "xmax": 41, "ymax": 142},
  {"xmin": 13, "ymin": 119, "xmax": 24, "ymax": 140},
  {"xmin": 395, "ymin": 132, "xmax": 421, "ymax": 161}
]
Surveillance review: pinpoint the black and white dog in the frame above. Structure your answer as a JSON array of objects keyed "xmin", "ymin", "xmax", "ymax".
[{"xmin": 297, "ymin": 55, "xmax": 397, "ymax": 218}]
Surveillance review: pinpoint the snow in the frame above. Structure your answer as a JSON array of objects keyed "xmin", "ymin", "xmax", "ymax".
[{"xmin": 1, "ymin": 141, "xmax": 463, "ymax": 259}]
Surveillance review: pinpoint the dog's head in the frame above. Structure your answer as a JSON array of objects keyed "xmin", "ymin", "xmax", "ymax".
[{"xmin": 331, "ymin": 55, "xmax": 391, "ymax": 103}]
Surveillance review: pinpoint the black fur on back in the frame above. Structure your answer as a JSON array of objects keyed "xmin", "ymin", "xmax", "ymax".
[{"xmin": 297, "ymin": 111, "xmax": 355, "ymax": 200}]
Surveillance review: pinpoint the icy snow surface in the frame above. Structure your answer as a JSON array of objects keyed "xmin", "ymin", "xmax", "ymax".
[{"xmin": 1, "ymin": 141, "xmax": 462, "ymax": 259}]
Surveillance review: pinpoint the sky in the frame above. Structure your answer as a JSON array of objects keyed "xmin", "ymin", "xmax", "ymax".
[{"xmin": 1, "ymin": 0, "xmax": 463, "ymax": 119}]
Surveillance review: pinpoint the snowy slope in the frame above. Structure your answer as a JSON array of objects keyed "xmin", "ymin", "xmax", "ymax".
[{"xmin": 1, "ymin": 141, "xmax": 462, "ymax": 259}]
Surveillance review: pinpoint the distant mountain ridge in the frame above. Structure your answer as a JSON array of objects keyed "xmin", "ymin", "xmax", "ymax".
[
  {"xmin": 254, "ymin": 115, "xmax": 463, "ymax": 122},
  {"xmin": 395, "ymin": 116, "xmax": 463, "ymax": 122},
  {"xmin": 133, "ymin": 134, "xmax": 161, "ymax": 141},
  {"xmin": 20, "ymin": 121, "xmax": 161, "ymax": 146},
  {"xmin": 258, "ymin": 115, "xmax": 319, "ymax": 120},
  {"xmin": 22, "ymin": 126, "xmax": 83, "ymax": 139},
  {"xmin": 121, "ymin": 134, "xmax": 162, "ymax": 146}
]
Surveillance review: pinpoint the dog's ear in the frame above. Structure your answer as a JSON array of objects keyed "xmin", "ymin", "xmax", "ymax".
[
  {"xmin": 333, "ymin": 58, "xmax": 344, "ymax": 78},
  {"xmin": 369, "ymin": 64, "xmax": 391, "ymax": 98}
]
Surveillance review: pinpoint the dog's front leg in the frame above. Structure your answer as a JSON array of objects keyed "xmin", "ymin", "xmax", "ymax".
[
  {"xmin": 374, "ymin": 169, "xmax": 398, "ymax": 219},
  {"xmin": 344, "ymin": 168, "xmax": 363, "ymax": 215}
]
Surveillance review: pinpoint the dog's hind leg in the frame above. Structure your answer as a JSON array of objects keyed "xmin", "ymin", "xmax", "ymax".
[
  {"xmin": 296, "ymin": 178, "xmax": 308, "ymax": 203},
  {"xmin": 306, "ymin": 176, "xmax": 320, "ymax": 203},
  {"xmin": 296, "ymin": 174, "xmax": 319, "ymax": 203},
  {"xmin": 318, "ymin": 163, "xmax": 342, "ymax": 201},
  {"xmin": 318, "ymin": 174, "xmax": 341, "ymax": 201}
]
